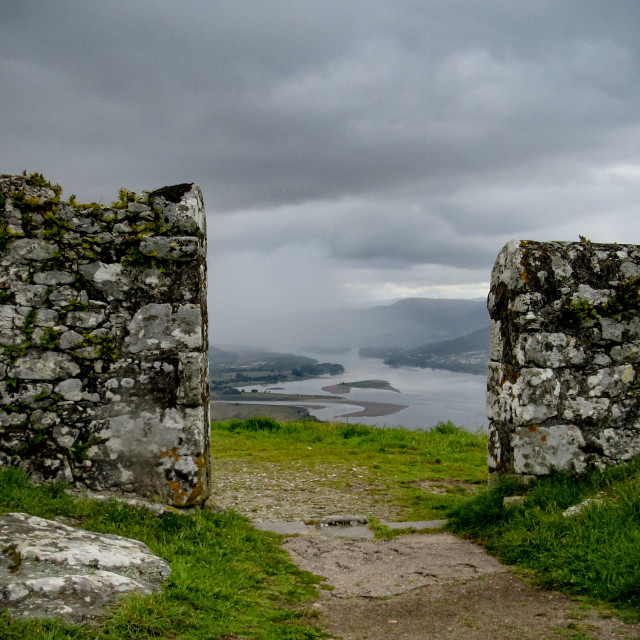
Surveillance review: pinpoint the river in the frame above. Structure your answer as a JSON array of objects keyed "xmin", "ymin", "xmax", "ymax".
[{"xmin": 238, "ymin": 350, "xmax": 488, "ymax": 432}]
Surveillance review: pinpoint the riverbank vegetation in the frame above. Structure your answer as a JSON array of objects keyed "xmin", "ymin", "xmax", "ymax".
[{"xmin": 209, "ymin": 347, "xmax": 344, "ymax": 395}]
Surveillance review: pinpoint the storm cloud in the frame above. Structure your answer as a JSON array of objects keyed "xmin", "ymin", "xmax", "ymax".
[{"xmin": 2, "ymin": 1, "xmax": 639, "ymax": 345}]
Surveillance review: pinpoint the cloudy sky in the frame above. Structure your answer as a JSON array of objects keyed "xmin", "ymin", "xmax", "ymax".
[{"xmin": 2, "ymin": 1, "xmax": 640, "ymax": 345}]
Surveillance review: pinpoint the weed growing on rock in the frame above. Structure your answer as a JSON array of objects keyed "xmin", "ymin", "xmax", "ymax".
[{"xmin": 566, "ymin": 277, "xmax": 640, "ymax": 323}]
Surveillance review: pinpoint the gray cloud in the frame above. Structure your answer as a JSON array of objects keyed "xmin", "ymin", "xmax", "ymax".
[{"xmin": 2, "ymin": 1, "xmax": 640, "ymax": 345}]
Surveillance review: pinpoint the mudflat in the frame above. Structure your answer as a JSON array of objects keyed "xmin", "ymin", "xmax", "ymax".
[{"xmin": 211, "ymin": 391, "xmax": 408, "ymax": 420}]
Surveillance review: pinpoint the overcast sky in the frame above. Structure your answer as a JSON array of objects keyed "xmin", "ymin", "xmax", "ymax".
[{"xmin": 2, "ymin": 1, "xmax": 640, "ymax": 345}]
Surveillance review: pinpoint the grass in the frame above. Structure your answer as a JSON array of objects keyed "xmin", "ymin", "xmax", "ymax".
[
  {"xmin": 211, "ymin": 418, "xmax": 488, "ymax": 521},
  {"xmin": 447, "ymin": 458, "xmax": 640, "ymax": 621},
  {"xmin": 0, "ymin": 466, "xmax": 326, "ymax": 640}
]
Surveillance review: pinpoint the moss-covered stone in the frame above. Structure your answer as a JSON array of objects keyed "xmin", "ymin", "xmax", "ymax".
[
  {"xmin": 488, "ymin": 240, "xmax": 640, "ymax": 480},
  {"xmin": 0, "ymin": 174, "xmax": 210, "ymax": 506}
]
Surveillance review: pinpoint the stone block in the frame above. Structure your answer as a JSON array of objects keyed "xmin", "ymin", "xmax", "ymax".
[
  {"xmin": 0, "ymin": 512, "xmax": 170, "ymax": 622},
  {"xmin": 488, "ymin": 240, "xmax": 640, "ymax": 477},
  {"xmin": 0, "ymin": 175, "xmax": 210, "ymax": 507}
]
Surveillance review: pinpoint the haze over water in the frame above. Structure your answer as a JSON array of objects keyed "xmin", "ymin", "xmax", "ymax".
[{"xmin": 243, "ymin": 350, "xmax": 488, "ymax": 432}]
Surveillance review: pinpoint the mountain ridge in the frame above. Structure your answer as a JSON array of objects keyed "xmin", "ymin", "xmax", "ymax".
[{"xmin": 216, "ymin": 297, "xmax": 489, "ymax": 352}]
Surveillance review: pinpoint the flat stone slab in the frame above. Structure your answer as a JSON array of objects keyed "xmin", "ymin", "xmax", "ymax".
[
  {"xmin": 0, "ymin": 512, "xmax": 170, "ymax": 622},
  {"xmin": 319, "ymin": 514, "xmax": 369, "ymax": 527},
  {"xmin": 252, "ymin": 518, "xmax": 447, "ymax": 538},
  {"xmin": 254, "ymin": 521, "xmax": 310, "ymax": 535},
  {"xmin": 381, "ymin": 519, "xmax": 448, "ymax": 530}
]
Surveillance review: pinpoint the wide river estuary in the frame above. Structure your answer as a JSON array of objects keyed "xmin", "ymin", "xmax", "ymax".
[{"xmin": 238, "ymin": 350, "xmax": 488, "ymax": 432}]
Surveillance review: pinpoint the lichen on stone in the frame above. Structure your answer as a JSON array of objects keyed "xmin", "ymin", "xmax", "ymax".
[
  {"xmin": 488, "ymin": 240, "xmax": 640, "ymax": 479},
  {"xmin": 0, "ymin": 174, "xmax": 210, "ymax": 506}
]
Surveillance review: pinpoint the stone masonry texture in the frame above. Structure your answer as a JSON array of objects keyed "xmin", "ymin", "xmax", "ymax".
[
  {"xmin": 488, "ymin": 239, "xmax": 640, "ymax": 479},
  {"xmin": 0, "ymin": 174, "xmax": 210, "ymax": 506}
]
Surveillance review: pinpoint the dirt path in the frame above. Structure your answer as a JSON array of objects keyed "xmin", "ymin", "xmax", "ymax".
[
  {"xmin": 212, "ymin": 460, "xmax": 640, "ymax": 640},
  {"xmin": 285, "ymin": 533, "xmax": 640, "ymax": 640}
]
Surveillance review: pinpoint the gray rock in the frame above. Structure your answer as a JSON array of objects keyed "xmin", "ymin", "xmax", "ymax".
[
  {"xmin": 562, "ymin": 498, "xmax": 604, "ymax": 517},
  {"xmin": 488, "ymin": 240, "xmax": 640, "ymax": 478},
  {"xmin": 78, "ymin": 262, "xmax": 130, "ymax": 301},
  {"xmin": 139, "ymin": 236, "xmax": 201, "ymax": 261},
  {"xmin": 65, "ymin": 310, "xmax": 105, "ymax": 329},
  {"xmin": 0, "ymin": 177, "xmax": 210, "ymax": 507},
  {"xmin": 502, "ymin": 496, "xmax": 525, "ymax": 509},
  {"xmin": 0, "ymin": 411, "xmax": 27, "ymax": 427},
  {"xmin": 13, "ymin": 283, "xmax": 48, "ymax": 307},
  {"xmin": 0, "ymin": 382, "xmax": 52, "ymax": 406},
  {"xmin": 54, "ymin": 378, "xmax": 83, "ymax": 401},
  {"xmin": 150, "ymin": 185, "xmax": 205, "ymax": 235},
  {"xmin": 125, "ymin": 303, "xmax": 172, "ymax": 352},
  {"xmin": 320, "ymin": 515, "xmax": 369, "ymax": 526},
  {"xmin": 177, "ymin": 352, "xmax": 206, "ymax": 405},
  {"xmin": 34, "ymin": 271, "xmax": 75, "ymax": 286},
  {"xmin": 10, "ymin": 352, "xmax": 81, "ymax": 380},
  {"xmin": 0, "ymin": 512, "xmax": 171, "ymax": 622},
  {"xmin": 59, "ymin": 330, "xmax": 84, "ymax": 350},
  {"xmin": 34, "ymin": 308, "xmax": 59, "ymax": 327},
  {"xmin": 8, "ymin": 238, "xmax": 58, "ymax": 261},
  {"xmin": 126, "ymin": 303, "xmax": 202, "ymax": 353},
  {"xmin": 48, "ymin": 286, "xmax": 81, "ymax": 306},
  {"xmin": 127, "ymin": 202, "xmax": 151, "ymax": 213}
]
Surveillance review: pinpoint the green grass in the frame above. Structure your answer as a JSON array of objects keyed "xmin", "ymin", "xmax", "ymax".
[
  {"xmin": 211, "ymin": 418, "xmax": 488, "ymax": 520},
  {"xmin": 0, "ymin": 467, "xmax": 326, "ymax": 639},
  {"xmin": 447, "ymin": 458, "xmax": 640, "ymax": 621}
]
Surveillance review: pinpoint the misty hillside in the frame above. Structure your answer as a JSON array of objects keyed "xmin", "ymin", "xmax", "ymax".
[
  {"xmin": 290, "ymin": 297, "xmax": 488, "ymax": 351},
  {"xmin": 360, "ymin": 326, "xmax": 490, "ymax": 375},
  {"xmin": 412, "ymin": 326, "xmax": 489, "ymax": 356},
  {"xmin": 357, "ymin": 298, "xmax": 488, "ymax": 347},
  {"xmin": 217, "ymin": 297, "xmax": 489, "ymax": 351}
]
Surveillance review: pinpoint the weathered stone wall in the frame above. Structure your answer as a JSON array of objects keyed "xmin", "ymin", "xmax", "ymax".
[
  {"xmin": 488, "ymin": 239, "xmax": 640, "ymax": 479},
  {"xmin": 0, "ymin": 174, "xmax": 210, "ymax": 506}
]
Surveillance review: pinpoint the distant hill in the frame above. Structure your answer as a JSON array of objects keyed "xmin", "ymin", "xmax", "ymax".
[
  {"xmin": 360, "ymin": 327, "xmax": 490, "ymax": 375},
  {"xmin": 210, "ymin": 346, "xmax": 239, "ymax": 365},
  {"xmin": 234, "ymin": 297, "xmax": 489, "ymax": 351},
  {"xmin": 412, "ymin": 326, "xmax": 489, "ymax": 356}
]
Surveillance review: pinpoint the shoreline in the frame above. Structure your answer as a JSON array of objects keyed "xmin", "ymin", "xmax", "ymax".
[
  {"xmin": 211, "ymin": 392, "xmax": 408, "ymax": 420},
  {"xmin": 321, "ymin": 380, "xmax": 401, "ymax": 395}
]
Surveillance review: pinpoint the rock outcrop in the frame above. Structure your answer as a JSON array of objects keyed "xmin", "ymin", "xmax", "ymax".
[
  {"xmin": 0, "ymin": 512, "xmax": 170, "ymax": 622},
  {"xmin": 488, "ymin": 239, "xmax": 640, "ymax": 479},
  {"xmin": 0, "ymin": 174, "xmax": 210, "ymax": 506}
]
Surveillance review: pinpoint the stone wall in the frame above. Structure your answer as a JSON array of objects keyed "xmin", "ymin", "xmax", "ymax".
[
  {"xmin": 488, "ymin": 239, "xmax": 640, "ymax": 479},
  {"xmin": 0, "ymin": 174, "xmax": 210, "ymax": 506}
]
